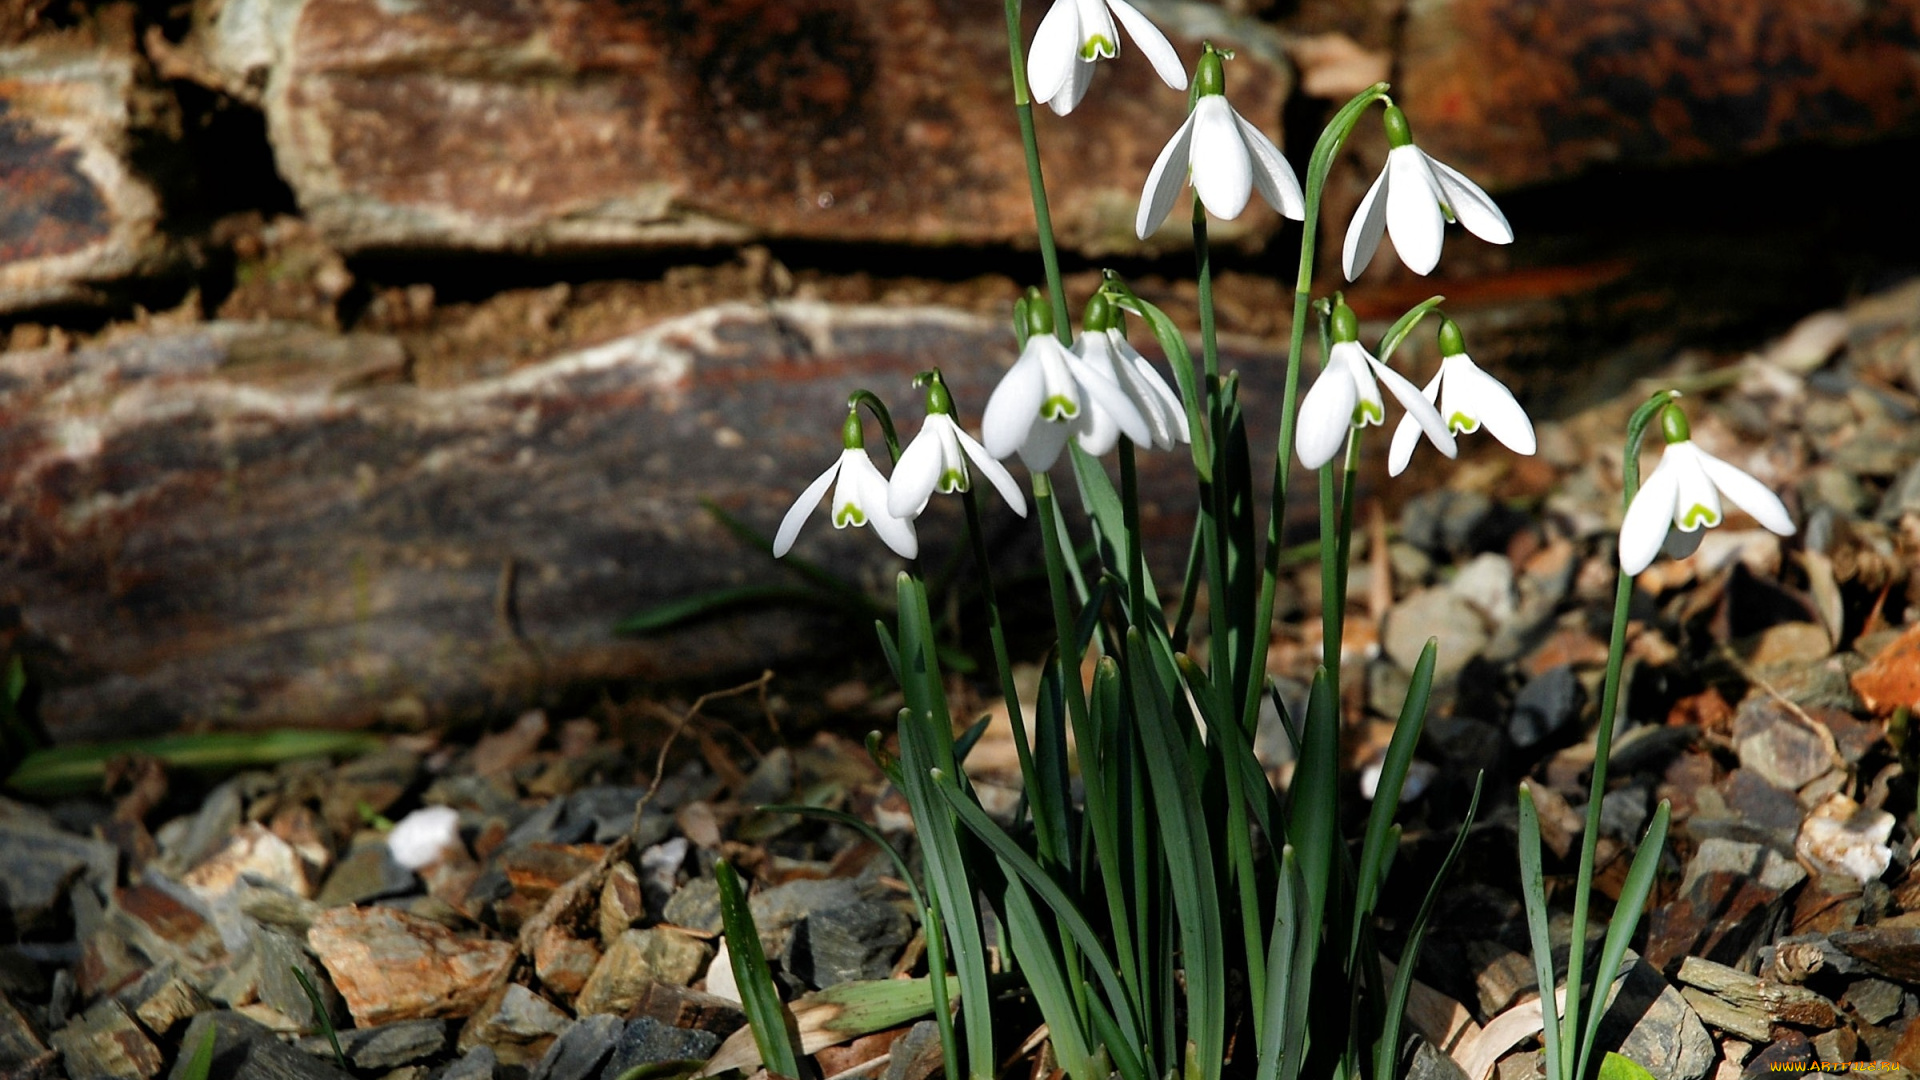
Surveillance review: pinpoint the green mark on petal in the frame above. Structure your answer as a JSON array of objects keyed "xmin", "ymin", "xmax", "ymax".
[
  {"xmin": 938, "ymin": 469, "xmax": 969, "ymax": 494},
  {"xmin": 1448, "ymin": 411, "xmax": 1479, "ymax": 434},
  {"xmin": 1080, "ymin": 34, "xmax": 1115, "ymax": 60},
  {"xmin": 1041, "ymin": 396, "xmax": 1080, "ymax": 421},
  {"xmin": 1681, "ymin": 504, "xmax": 1720, "ymax": 530},
  {"xmin": 1352, "ymin": 400, "xmax": 1384, "ymax": 426},
  {"xmin": 835, "ymin": 503, "xmax": 867, "ymax": 528}
]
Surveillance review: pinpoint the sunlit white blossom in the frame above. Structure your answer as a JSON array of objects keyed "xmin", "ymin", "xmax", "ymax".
[
  {"xmin": 1343, "ymin": 104, "xmax": 1512, "ymax": 279},
  {"xmin": 1618, "ymin": 405, "xmax": 1795, "ymax": 576},
  {"xmin": 774, "ymin": 411, "xmax": 918, "ymax": 560},
  {"xmin": 1295, "ymin": 301, "xmax": 1455, "ymax": 471},
  {"xmin": 1027, "ymin": 0, "xmax": 1187, "ymax": 116},
  {"xmin": 889, "ymin": 376, "xmax": 1028, "ymax": 519},
  {"xmin": 1136, "ymin": 48, "xmax": 1304, "ymax": 238},
  {"xmin": 1389, "ymin": 317, "xmax": 1535, "ymax": 475}
]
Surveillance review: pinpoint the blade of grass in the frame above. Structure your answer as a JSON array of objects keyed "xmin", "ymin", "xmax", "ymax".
[
  {"xmin": 615, "ymin": 585, "xmax": 842, "ymax": 634},
  {"xmin": 1574, "ymin": 801, "xmax": 1672, "ymax": 1080},
  {"xmin": 1351, "ymin": 638, "xmax": 1438, "ymax": 960},
  {"xmin": 1255, "ymin": 845, "xmax": 1299, "ymax": 1080},
  {"xmin": 1517, "ymin": 783, "xmax": 1565, "ymax": 1080},
  {"xmin": 715, "ymin": 859, "xmax": 805, "ymax": 1079},
  {"xmin": 1003, "ymin": 878, "xmax": 1101, "ymax": 1080},
  {"xmin": 290, "ymin": 965, "xmax": 346, "ymax": 1071},
  {"xmin": 179, "ymin": 1023, "xmax": 218, "ymax": 1080},
  {"xmin": 7, "ymin": 730, "xmax": 382, "ymax": 797},
  {"xmin": 1280, "ymin": 669, "xmax": 1338, "ymax": 1080}
]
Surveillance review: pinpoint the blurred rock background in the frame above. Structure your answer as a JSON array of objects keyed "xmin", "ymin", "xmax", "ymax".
[{"xmin": 4, "ymin": 0, "xmax": 1919, "ymax": 739}]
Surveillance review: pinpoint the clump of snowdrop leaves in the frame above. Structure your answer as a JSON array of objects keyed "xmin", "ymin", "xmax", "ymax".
[
  {"xmin": 1389, "ymin": 316, "xmax": 1535, "ymax": 476},
  {"xmin": 1343, "ymin": 103, "xmax": 1512, "ymax": 279},
  {"xmin": 982, "ymin": 289, "xmax": 1151, "ymax": 470},
  {"xmin": 1295, "ymin": 298, "xmax": 1455, "ymax": 471},
  {"xmin": 1074, "ymin": 292, "xmax": 1189, "ymax": 452},
  {"xmin": 1136, "ymin": 45, "xmax": 1304, "ymax": 239},
  {"xmin": 889, "ymin": 371, "xmax": 1029, "ymax": 520},
  {"xmin": 774, "ymin": 407, "xmax": 918, "ymax": 560},
  {"xmin": 1618, "ymin": 403, "xmax": 1795, "ymax": 575},
  {"xmin": 1027, "ymin": 0, "xmax": 1187, "ymax": 116}
]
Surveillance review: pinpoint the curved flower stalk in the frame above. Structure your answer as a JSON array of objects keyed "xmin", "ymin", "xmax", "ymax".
[
  {"xmin": 774, "ymin": 408, "xmax": 918, "ymax": 560},
  {"xmin": 983, "ymin": 291, "xmax": 1151, "ymax": 469},
  {"xmin": 1074, "ymin": 292, "xmax": 1190, "ymax": 452},
  {"xmin": 889, "ymin": 372, "xmax": 1029, "ymax": 520},
  {"xmin": 1389, "ymin": 316, "xmax": 1536, "ymax": 475},
  {"xmin": 1343, "ymin": 103, "xmax": 1512, "ymax": 279},
  {"xmin": 1028, "ymin": 0, "xmax": 1187, "ymax": 116},
  {"xmin": 1295, "ymin": 299, "xmax": 1456, "ymax": 471},
  {"xmin": 1618, "ymin": 404, "xmax": 1795, "ymax": 575},
  {"xmin": 1136, "ymin": 46, "xmax": 1305, "ymax": 239}
]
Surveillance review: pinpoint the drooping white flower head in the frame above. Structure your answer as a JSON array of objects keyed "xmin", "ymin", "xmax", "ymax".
[
  {"xmin": 1295, "ymin": 299, "xmax": 1457, "ymax": 471},
  {"xmin": 1343, "ymin": 104, "xmax": 1513, "ymax": 280},
  {"xmin": 387, "ymin": 805, "xmax": 462, "ymax": 871},
  {"xmin": 1389, "ymin": 316, "xmax": 1535, "ymax": 476},
  {"xmin": 1136, "ymin": 47, "xmax": 1305, "ymax": 239},
  {"xmin": 1027, "ymin": 0, "xmax": 1188, "ymax": 116},
  {"xmin": 1073, "ymin": 293, "xmax": 1190, "ymax": 453},
  {"xmin": 1618, "ymin": 405, "xmax": 1795, "ymax": 576},
  {"xmin": 774, "ymin": 409, "xmax": 919, "ymax": 560},
  {"xmin": 982, "ymin": 292, "xmax": 1152, "ymax": 470},
  {"xmin": 888, "ymin": 372, "xmax": 1029, "ymax": 520}
]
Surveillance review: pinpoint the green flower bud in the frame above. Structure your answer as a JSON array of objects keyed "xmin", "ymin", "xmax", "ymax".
[
  {"xmin": 923, "ymin": 373, "xmax": 954, "ymax": 416},
  {"xmin": 1083, "ymin": 292, "xmax": 1114, "ymax": 334},
  {"xmin": 1438, "ymin": 317, "xmax": 1466, "ymax": 357},
  {"xmin": 841, "ymin": 407, "xmax": 866, "ymax": 450},
  {"xmin": 1331, "ymin": 300, "xmax": 1360, "ymax": 344},
  {"xmin": 1383, "ymin": 104, "xmax": 1414, "ymax": 149},
  {"xmin": 1194, "ymin": 47, "xmax": 1226, "ymax": 97},
  {"xmin": 1659, "ymin": 403, "xmax": 1691, "ymax": 445},
  {"xmin": 1024, "ymin": 287, "xmax": 1055, "ymax": 338}
]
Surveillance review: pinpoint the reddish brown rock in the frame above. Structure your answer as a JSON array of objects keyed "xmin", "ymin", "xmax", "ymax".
[
  {"xmin": 308, "ymin": 906, "xmax": 516, "ymax": 1025},
  {"xmin": 1851, "ymin": 621, "xmax": 1920, "ymax": 716},
  {"xmin": 1395, "ymin": 0, "xmax": 1920, "ymax": 190},
  {"xmin": 237, "ymin": 0, "xmax": 1288, "ymax": 256},
  {"xmin": 0, "ymin": 13, "xmax": 174, "ymax": 314}
]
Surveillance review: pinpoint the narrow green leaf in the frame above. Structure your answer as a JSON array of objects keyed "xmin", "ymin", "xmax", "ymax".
[
  {"xmin": 1375, "ymin": 773, "xmax": 1482, "ymax": 1080},
  {"xmin": 701, "ymin": 974, "xmax": 962, "ymax": 1075},
  {"xmin": 1517, "ymin": 783, "xmax": 1565, "ymax": 1080},
  {"xmin": 1280, "ymin": 669, "xmax": 1339, "ymax": 1080},
  {"xmin": 1575, "ymin": 801, "xmax": 1672, "ymax": 1080},
  {"xmin": 1599, "ymin": 1052, "xmax": 1659, "ymax": 1080},
  {"xmin": 1352, "ymin": 638, "xmax": 1438, "ymax": 959},
  {"xmin": 715, "ymin": 859, "xmax": 805, "ymax": 1079},
  {"xmin": 615, "ymin": 585, "xmax": 838, "ymax": 635},
  {"xmin": 1003, "ymin": 879, "xmax": 1100, "ymax": 1080},
  {"xmin": 612, "ymin": 1061, "xmax": 708, "ymax": 1080},
  {"xmin": 7, "ymin": 731, "xmax": 382, "ymax": 797},
  {"xmin": 179, "ymin": 1022, "xmax": 218, "ymax": 1080},
  {"xmin": 290, "ymin": 965, "xmax": 346, "ymax": 1071},
  {"xmin": 1255, "ymin": 846, "xmax": 1300, "ymax": 1080}
]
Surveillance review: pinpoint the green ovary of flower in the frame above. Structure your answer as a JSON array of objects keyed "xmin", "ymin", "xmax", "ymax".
[
  {"xmin": 1681, "ymin": 503, "xmax": 1721, "ymax": 529},
  {"xmin": 1042, "ymin": 395, "xmax": 1080, "ymax": 421},
  {"xmin": 835, "ymin": 503, "xmax": 867, "ymax": 527},
  {"xmin": 939, "ymin": 468, "xmax": 969, "ymax": 494},
  {"xmin": 1353, "ymin": 400, "xmax": 1384, "ymax": 425},
  {"xmin": 1448, "ymin": 411, "xmax": 1480, "ymax": 433},
  {"xmin": 1080, "ymin": 34, "xmax": 1116, "ymax": 59}
]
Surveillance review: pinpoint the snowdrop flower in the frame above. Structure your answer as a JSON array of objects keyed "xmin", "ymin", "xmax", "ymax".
[
  {"xmin": 1618, "ymin": 404, "xmax": 1795, "ymax": 576},
  {"xmin": 387, "ymin": 805, "xmax": 462, "ymax": 871},
  {"xmin": 774, "ymin": 409, "xmax": 918, "ymax": 560},
  {"xmin": 982, "ymin": 292, "xmax": 1152, "ymax": 470},
  {"xmin": 1073, "ymin": 292, "xmax": 1189, "ymax": 452},
  {"xmin": 1389, "ymin": 316, "xmax": 1535, "ymax": 475},
  {"xmin": 1136, "ymin": 47, "xmax": 1305, "ymax": 239},
  {"xmin": 1027, "ymin": 0, "xmax": 1187, "ymax": 116},
  {"xmin": 1343, "ymin": 104, "xmax": 1513, "ymax": 279},
  {"xmin": 888, "ymin": 372, "xmax": 1028, "ymax": 520},
  {"xmin": 1295, "ymin": 300, "xmax": 1456, "ymax": 471}
]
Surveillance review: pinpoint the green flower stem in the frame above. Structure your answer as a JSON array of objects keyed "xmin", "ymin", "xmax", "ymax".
[
  {"xmin": 1559, "ymin": 390, "xmax": 1676, "ymax": 1071},
  {"xmin": 1004, "ymin": 0, "xmax": 1072, "ymax": 341},
  {"xmin": 1241, "ymin": 83, "xmax": 1393, "ymax": 738},
  {"xmin": 1334, "ymin": 428, "xmax": 1364, "ymax": 631},
  {"xmin": 1194, "ymin": 198, "xmax": 1221, "ymax": 384},
  {"xmin": 1318, "ymin": 459, "xmax": 1343, "ymax": 679},
  {"xmin": 1119, "ymin": 442, "xmax": 1150, "ymax": 628}
]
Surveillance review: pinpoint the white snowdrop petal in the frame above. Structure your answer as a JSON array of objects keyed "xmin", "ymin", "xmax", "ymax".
[
  {"xmin": 1049, "ymin": 55, "xmax": 1096, "ymax": 115},
  {"xmin": 1669, "ymin": 444, "xmax": 1723, "ymax": 532},
  {"xmin": 846, "ymin": 455, "xmax": 918, "ymax": 559},
  {"xmin": 1137, "ymin": 112, "xmax": 1198, "ymax": 238},
  {"xmin": 1106, "ymin": 0, "xmax": 1187, "ymax": 89},
  {"xmin": 1385, "ymin": 146, "xmax": 1445, "ymax": 275},
  {"xmin": 1451, "ymin": 357, "xmax": 1536, "ymax": 454},
  {"xmin": 1234, "ymin": 112, "xmax": 1305, "ymax": 220},
  {"xmin": 888, "ymin": 423, "xmax": 946, "ymax": 519},
  {"xmin": 1426, "ymin": 155, "xmax": 1514, "ymax": 245},
  {"xmin": 1388, "ymin": 414, "xmax": 1423, "ymax": 477},
  {"xmin": 1018, "ymin": 419, "xmax": 1075, "ymax": 471},
  {"xmin": 1074, "ymin": 0, "xmax": 1119, "ymax": 57},
  {"xmin": 1067, "ymin": 353, "xmax": 1153, "ymax": 448},
  {"xmin": 1619, "ymin": 454, "xmax": 1681, "ymax": 575},
  {"xmin": 773, "ymin": 458, "xmax": 841, "ymax": 557},
  {"xmin": 1295, "ymin": 362, "xmax": 1359, "ymax": 470},
  {"xmin": 1342, "ymin": 344, "xmax": 1386, "ymax": 426},
  {"xmin": 1370, "ymin": 356, "xmax": 1455, "ymax": 458},
  {"xmin": 957, "ymin": 427, "xmax": 1028, "ymax": 517},
  {"xmin": 1190, "ymin": 97, "xmax": 1253, "ymax": 222},
  {"xmin": 982, "ymin": 350, "xmax": 1046, "ymax": 459},
  {"xmin": 1342, "ymin": 165, "xmax": 1390, "ymax": 280},
  {"xmin": 1074, "ymin": 398, "xmax": 1123, "ymax": 455},
  {"xmin": 1696, "ymin": 450, "xmax": 1796, "ymax": 536},
  {"xmin": 1027, "ymin": 0, "xmax": 1081, "ymax": 105}
]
